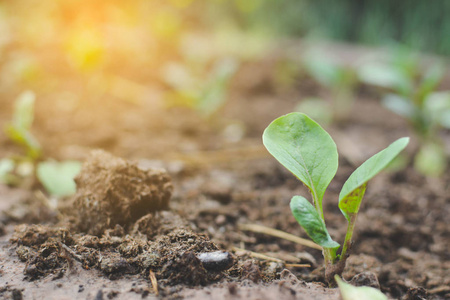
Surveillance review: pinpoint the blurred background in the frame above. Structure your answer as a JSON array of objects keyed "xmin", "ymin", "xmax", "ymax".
[{"xmin": 0, "ymin": 0, "xmax": 449, "ymax": 180}]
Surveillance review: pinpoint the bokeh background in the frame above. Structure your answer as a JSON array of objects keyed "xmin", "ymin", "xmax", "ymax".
[{"xmin": 0, "ymin": 0, "xmax": 449, "ymax": 167}]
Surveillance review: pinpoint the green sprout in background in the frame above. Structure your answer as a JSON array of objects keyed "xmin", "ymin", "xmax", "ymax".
[
  {"xmin": 263, "ymin": 112, "xmax": 409, "ymax": 284},
  {"xmin": 163, "ymin": 57, "xmax": 239, "ymax": 118},
  {"xmin": 358, "ymin": 48, "xmax": 450, "ymax": 176},
  {"xmin": 5, "ymin": 90, "xmax": 41, "ymax": 160},
  {"xmin": 1, "ymin": 91, "xmax": 81, "ymax": 198},
  {"xmin": 299, "ymin": 50, "xmax": 358, "ymax": 123}
]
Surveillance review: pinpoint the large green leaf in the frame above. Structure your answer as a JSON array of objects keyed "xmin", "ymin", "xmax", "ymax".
[
  {"xmin": 290, "ymin": 196, "xmax": 340, "ymax": 250},
  {"xmin": 335, "ymin": 276, "xmax": 387, "ymax": 300},
  {"xmin": 37, "ymin": 161, "xmax": 82, "ymax": 197},
  {"xmin": 339, "ymin": 137, "xmax": 409, "ymax": 221},
  {"xmin": 263, "ymin": 113, "xmax": 338, "ymax": 204}
]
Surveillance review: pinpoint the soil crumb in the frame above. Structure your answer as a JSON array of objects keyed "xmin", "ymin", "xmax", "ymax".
[{"xmin": 72, "ymin": 150, "xmax": 173, "ymax": 235}]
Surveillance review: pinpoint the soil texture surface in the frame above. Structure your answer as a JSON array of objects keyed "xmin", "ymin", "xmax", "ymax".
[{"xmin": 0, "ymin": 42, "xmax": 449, "ymax": 300}]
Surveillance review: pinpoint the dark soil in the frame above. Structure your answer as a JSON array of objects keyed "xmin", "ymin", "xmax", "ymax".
[{"xmin": 0, "ymin": 42, "xmax": 449, "ymax": 300}]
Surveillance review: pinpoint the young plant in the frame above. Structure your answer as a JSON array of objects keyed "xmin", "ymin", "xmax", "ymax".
[
  {"xmin": 5, "ymin": 90, "xmax": 42, "ymax": 159},
  {"xmin": 358, "ymin": 49, "xmax": 450, "ymax": 176},
  {"xmin": 163, "ymin": 57, "xmax": 238, "ymax": 118},
  {"xmin": 2, "ymin": 91, "xmax": 81, "ymax": 198},
  {"xmin": 263, "ymin": 112, "xmax": 409, "ymax": 283},
  {"xmin": 301, "ymin": 51, "xmax": 358, "ymax": 122}
]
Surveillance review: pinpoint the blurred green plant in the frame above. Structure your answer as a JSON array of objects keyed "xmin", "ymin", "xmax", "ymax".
[
  {"xmin": 163, "ymin": 57, "xmax": 239, "ymax": 118},
  {"xmin": 335, "ymin": 275, "xmax": 387, "ymax": 300},
  {"xmin": 301, "ymin": 51, "xmax": 358, "ymax": 122},
  {"xmin": 36, "ymin": 161, "xmax": 81, "ymax": 198},
  {"xmin": 1, "ymin": 92, "xmax": 81, "ymax": 197},
  {"xmin": 5, "ymin": 91, "xmax": 41, "ymax": 159},
  {"xmin": 358, "ymin": 49, "xmax": 450, "ymax": 176}
]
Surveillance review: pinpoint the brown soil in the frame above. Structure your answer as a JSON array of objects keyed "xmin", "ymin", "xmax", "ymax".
[{"xmin": 0, "ymin": 42, "xmax": 449, "ymax": 300}]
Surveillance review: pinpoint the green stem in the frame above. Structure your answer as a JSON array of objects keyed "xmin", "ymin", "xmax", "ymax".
[{"xmin": 340, "ymin": 213, "xmax": 357, "ymax": 261}]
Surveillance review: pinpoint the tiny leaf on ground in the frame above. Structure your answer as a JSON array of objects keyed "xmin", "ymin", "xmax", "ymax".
[
  {"xmin": 335, "ymin": 275, "xmax": 388, "ymax": 300},
  {"xmin": 263, "ymin": 112, "xmax": 338, "ymax": 204},
  {"xmin": 290, "ymin": 196, "xmax": 340, "ymax": 250},
  {"xmin": 339, "ymin": 137, "xmax": 409, "ymax": 221},
  {"xmin": 36, "ymin": 161, "xmax": 82, "ymax": 197}
]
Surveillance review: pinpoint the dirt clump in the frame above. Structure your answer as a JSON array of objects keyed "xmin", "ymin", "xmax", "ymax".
[{"xmin": 72, "ymin": 150, "xmax": 173, "ymax": 235}]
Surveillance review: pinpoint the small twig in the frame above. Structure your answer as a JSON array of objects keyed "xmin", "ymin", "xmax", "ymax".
[
  {"xmin": 232, "ymin": 246, "xmax": 283, "ymax": 263},
  {"xmin": 238, "ymin": 223, "xmax": 322, "ymax": 251},
  {"xmin": 149, "ymin": 270, "xmax": 159, "ymax": 296},
  {"xmin": 232, "ymin": 247, "xmax": 311, "ymax": 269},
  {"xmin": 60, "ymin": 243, "xmax": 83, "ymax": 262},
  {"xmin": 285, "ymin": 263, "xmax": 311, "ymax": 268}
]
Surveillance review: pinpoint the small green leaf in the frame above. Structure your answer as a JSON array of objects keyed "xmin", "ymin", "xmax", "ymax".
[
  {"xmin": 303, "ymin": 56, "xmax": 341, "ymax": 88},
  {"xmin": 424, "ymin": 92, "xmax": 450, "ymax": 129},
  {"xmin": 382, "ymin": 94, "xmax": 415, "ymax": 119},
  {"xmin": 414, "ymin": 142, "xmax": 447, "ymax": 177},
  {"xmin": 0, "ymin": 158, "xmax": 15, "ymax": 184},
  {"xmin": 13, "ymin": 91, "xmax": 35, "ymax": 131},
  {"xmin": 5, "ymin": 91, "xmax": 41, "ymax": 159},
  {"xmin": 37, "ymin": 161, "xmax": 82, "ymax": 197},
  {"xmin": 290, "ymin": 196, "xmax": 340, "ymax": 250},
  {"xmin": 339, "ymin": 137, "xmax": 409, "ymax": 221},
  {"xmin": 335, "ymin": 275, "xmax": 388, "ymax": 300},
  {"xmin": 196, "ymin": 58, "xmax": 238, "ymax": 117},
  {"xmin": 358, "ymin": 63, "xmax": 411, "ymax": 94},
  {"xmin": 263, "ymin": 113, "xmax": 338, "ymax": 204}
]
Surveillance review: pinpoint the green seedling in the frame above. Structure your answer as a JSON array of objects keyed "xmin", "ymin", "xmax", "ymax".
[
  {"xmin": 164, "ymin": 57, "xmax": 238, "ymax": 118},
  {"xmin": 358, "ymin": 50, "xmax": 450, "ymax": 176},
  {"xmin": 335, "ymin": 275, "xmax": 387, "ymax": 300},
  {"xmin": 5, "ymin": 91, "xmax": 41, "ymax": 159},
  {"xmin": 36, "ymin": 161, "xmax": 82, "ymax": 198},
  {"xmin": 302, "ymin": 51, "xmax": 358, "ymax": 122},
  {"xmin": 2, "ymin": 91, "xmax": 81, "ymax": 198},
  {"xmin": 263, "ymin": 112, "xmax": 409, "ymax": 283}
]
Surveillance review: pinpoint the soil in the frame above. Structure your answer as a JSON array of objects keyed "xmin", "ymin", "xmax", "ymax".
[{"xmin": 0, "ymin": 42, "xmax": 449, "ymax": 300}]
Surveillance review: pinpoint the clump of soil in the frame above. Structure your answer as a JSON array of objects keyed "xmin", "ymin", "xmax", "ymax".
[
  {"xmin": 9, "ymin": 151, "xmax": 232, "ymax": 287},
  {"xmin": 72, "ymin": 150, "xmax": 173, "ymax": 235}
]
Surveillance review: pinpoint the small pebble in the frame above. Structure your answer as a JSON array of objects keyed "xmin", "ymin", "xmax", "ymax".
[{"xmin": 196, "ymin": 251, "xmax": 234, "ymax": 271}]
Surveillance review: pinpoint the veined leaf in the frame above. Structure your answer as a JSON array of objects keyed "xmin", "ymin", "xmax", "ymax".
[
  {"xmin": 263, "ymin": 113, "xmax": 338, "ymax": 204},
  {"xmin": 335, "ymin": 275, "xmax": 387, "ymax": 300},
  {"xmin": 339, "ymin": 137, "xmax": 409, "ymax": 221},
  {"xmin": 290, "ymin": 196, "xmax": 340, "ymax": 250},
  {"xmin": 37, "ymin": 161, "xmax": 82, "ymax": 197}
]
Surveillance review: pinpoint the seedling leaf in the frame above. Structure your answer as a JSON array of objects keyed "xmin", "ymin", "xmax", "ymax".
[
  {"xmin": 5, "ymin": 91, "xmax": 41, "ymax": 159},
  {"xmin": 335, "ymin": 275, "xmax": 387, "ymax": 300},
  {"xmin": 382, "ymin": 94, "xmax": 415, "ymax": 119},
  {"xmin": 263, "ymin": 113, "xmax": 338, "ymax": 204},
  {"xmin": 0, "ymin": 158, "xmax": 15, "ymax": 184},
  {"xmin": 358, "ymin": 63, "xmax": 411, "ymax": 94},
  {"xmin": 290, "ymin": 196, "xmax": 340, "ymax": 250},
  {"xmin": 37, "ymin": 161, "xmax": 82, "ymax": 197},
  {"xmin": 414, "ymin": 142, "xmax": 447, "ymax": 177},
  {"xmin": 339, "ymin": 137, "xmax": 409, "ymax": 221}
]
